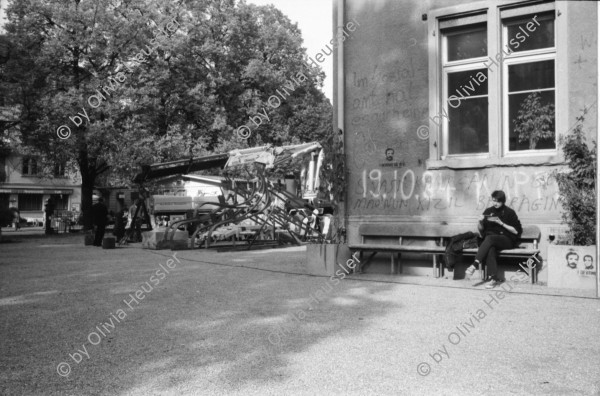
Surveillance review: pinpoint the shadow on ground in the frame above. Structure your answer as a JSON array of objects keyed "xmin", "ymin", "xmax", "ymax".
[{"xmin": 0, "ymin": 236, "xmax": 399, "ymax": 395}]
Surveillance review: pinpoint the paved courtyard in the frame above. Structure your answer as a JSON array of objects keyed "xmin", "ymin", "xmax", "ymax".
[{"xmin": 1, "ymin": 233, "xmax": 599, "ymax": 395}]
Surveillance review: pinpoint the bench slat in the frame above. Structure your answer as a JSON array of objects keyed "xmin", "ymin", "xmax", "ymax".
[
  {"xmin": 358, "ymin": 223, "xmax": 540, "ymax": 241},
  {"xmin": 349, "ymin": 243, "xmax": 445, "ymax": 253},
  {"xmin": 463, "ymin": 248, "xmax": 540, "ymax": 255},
  {"xmin": 350, "ymin": 244, "xmax": 539, "ymax": 257}
]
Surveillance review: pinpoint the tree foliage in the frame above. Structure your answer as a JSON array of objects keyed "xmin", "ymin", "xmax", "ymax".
[
  {"xmin": 513, "ymin": 92, "xmax": 555, "ymax": 150},
  {"xmin": 318, "ymin": 128, "xmax": 345, "ymax": 242},
  {"xmin": 554, "ymin": 109, "xmax": 597, "ymax": 246},
  {"xmin": 1, "ymin": 0, "xmax": 332, "ymax": 227}
]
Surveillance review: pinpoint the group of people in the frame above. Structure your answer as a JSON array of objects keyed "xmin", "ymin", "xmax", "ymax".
[
  {"xmin": 86, "ymin": 189, "xmax": 524, "ymax": 289},
  {"xmin": 90, "ymin": 198, "xmax": 143, "ymax": 246}
]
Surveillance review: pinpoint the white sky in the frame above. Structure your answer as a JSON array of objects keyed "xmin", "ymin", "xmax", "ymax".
[
  {"xmin": 245, "ymin": 0, "xmax": 333, "ymax": 101},
  {"xmin": 0, "ymin": 0, "xmax": 333, "ymax": 99},
  {"xmin": 0, "ymin": 0, "xmax": 7, "ymax": 32}
]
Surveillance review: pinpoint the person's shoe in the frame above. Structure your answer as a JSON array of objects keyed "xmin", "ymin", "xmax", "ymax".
[
  {"xmin": 465, "ymin": 264, "xmax": 477, "ymax": 278},
  {"xmin": 485, "ymin": 278, "xmax": 500, "ymax": 289}
]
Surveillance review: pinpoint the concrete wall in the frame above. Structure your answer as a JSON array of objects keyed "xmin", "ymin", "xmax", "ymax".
[{"xmin": 336, "ymin": 0, "xmax": 597, "ymax": 283}]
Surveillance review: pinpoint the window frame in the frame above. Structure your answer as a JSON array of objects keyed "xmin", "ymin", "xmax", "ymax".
[
  {"xmin": 18, "ymin": 194, "xmax": 43, "ymax": 211},
  {"xmin": 501, "ymin": 12, "xmax": 557, "ymax": 156},
  {"xmin": 53, "ymin": 162, "xmax": 67, "ymax": 177},
  {"xmin": 426, "ymin": 0, "xmax": 566, "ymax": 170},
  {"xmin": 21, "ymin": 156, "xmax": 39, "ymax": 176},
  {"xmin": 441, "ymin": 29, "xmax": 490, "ymax": 158}
]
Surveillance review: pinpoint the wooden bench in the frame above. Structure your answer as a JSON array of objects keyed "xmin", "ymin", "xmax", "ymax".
[{"xmin": 348, "ymin": 223, "xmax": 541, "ymax": 284}]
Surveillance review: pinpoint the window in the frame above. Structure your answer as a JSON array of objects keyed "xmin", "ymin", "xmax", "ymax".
[
  {"xmin": 0, "ymin": 193, "xmax": 9, "ymax": 210},
  {"xmin": 429, "ymin": 2, "xmax": 559, "ymax": 168},
  {"xmin": 18, "ymin": 194, "xmax": 43, "ymax": 211},
  {"xmin": 442, "ymin": 24, "xmax": 489, "ymax": 155},
  {"xmin": 51, "ymin": 194, "xmax": 69, "ymax": 210},
  {"xmin": 503, "ymin": 15, "xmax": 556, "ymax": 152},
  {"xmin": 22, "ymin": 156, "xmax": 38, "ymax": 176},
  {"xmin": 53, "ymin": 162, "xmax": 67, "ymax": 177}
]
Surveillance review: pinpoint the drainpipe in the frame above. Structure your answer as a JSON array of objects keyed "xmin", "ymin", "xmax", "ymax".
[
  {"xmin": 334, "ymin": 0, "xmax": 347, "ymax": 242},
  {"xmin": 596, "ymin": 6, "xmax": 600, "ymax": 298}
]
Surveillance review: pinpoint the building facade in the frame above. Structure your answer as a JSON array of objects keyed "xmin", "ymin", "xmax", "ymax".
[
  {"xmin": 334, "ymin": 0, "xmax": 598, "ymax": 282},
  {"xmin": 0, "ymin": 153, "xmax": 82, "ymax": 222}
]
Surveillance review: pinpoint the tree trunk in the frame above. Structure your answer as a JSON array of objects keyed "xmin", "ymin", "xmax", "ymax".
[
  {"xmin": 78, "ymin": 149, "xmax": 96, "ymax": 232},
  {"xmin": 81, "ymin": 172, "xmax": 95, "ymax": 231}
]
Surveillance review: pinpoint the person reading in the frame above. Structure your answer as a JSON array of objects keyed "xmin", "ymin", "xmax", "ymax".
[{"xmin": 466, "ymin": 190, "xmax": 522, "ymax": 289}]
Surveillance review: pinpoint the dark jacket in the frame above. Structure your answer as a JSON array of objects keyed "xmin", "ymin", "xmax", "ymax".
[
  {"xmin": 92, "ymin": 202, "xmax": 108, "ymax": 226},
  {"xmin": 444, "ymin": 231, "xmax": 479, "ymax": 270},
  {"xmin": 482, "ymin": 205, "xmax": 522, "ymax": 245}
]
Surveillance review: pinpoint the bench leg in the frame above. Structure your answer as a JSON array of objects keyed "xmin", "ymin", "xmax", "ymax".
[
  {"xmin": 398, "ymin": 253, "xmax": 402, "ymax": 274},
  {"xmin": 531, "ymin": 256, "xmax": 539, "ymax": 284},
  {"xmin": 391, "ymin": 253, "xmax": 396, "ymax": 274},
  {"xmin": 357, "ymin": 251, "xmax": 363, "ymax": 273},
  {"xmin": 433, "ymin": 255, "xmax": 438, "ymax": 278},
  {"xmin": 359, "ymin": 252, "xmax": 377, "ymax": 273}
]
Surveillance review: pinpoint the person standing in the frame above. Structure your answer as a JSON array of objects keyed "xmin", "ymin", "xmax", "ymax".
[
  {"xmin": 91, "ymin": 197, "xmax": 108, "ymax": 246},
  {"xmin": 10, "ymin": 206, "xmax": 20, "ymax": 231},
  {"xmin": 466, "ymin": 190, "xmax": 522, "ymax": 289},
  {"xmin": 113, "ymin": 206, "xmax": 127, "ymax": 242},
  {"xmin": 43, "ymin": 198, "xmax": 55, "ymax": 234}
]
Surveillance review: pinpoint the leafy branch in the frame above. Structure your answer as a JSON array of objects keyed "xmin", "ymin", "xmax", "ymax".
[
  {"xmin": 513, "ymin": 92, "xmax": 555, "ymax": 150},
  {"xmin": 553, "ymin": 108, "xmax": 597, "ymax": 245}
]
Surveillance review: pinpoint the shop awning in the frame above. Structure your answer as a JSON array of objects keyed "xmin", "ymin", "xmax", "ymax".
[{"xmin": 0, "ymin": 188, "xmax": 73, "ymax": 194}]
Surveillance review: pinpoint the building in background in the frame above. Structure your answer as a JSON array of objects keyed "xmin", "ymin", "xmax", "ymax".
[
  {"xmin": 333, "ymin": 0, "xmax": 597, "ymax": 283},
  {"xmin": 0, "ymin": 12, "xmax": 82, "ymax": 224},
  {"xmin": 0, "ymin": 153, "xmax": 82, "ymax": 223}
]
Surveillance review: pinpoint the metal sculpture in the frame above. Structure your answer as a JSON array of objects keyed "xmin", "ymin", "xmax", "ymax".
[{"xmin": 133, "ymin": 142, "xmax": 329, "ymax": 250}]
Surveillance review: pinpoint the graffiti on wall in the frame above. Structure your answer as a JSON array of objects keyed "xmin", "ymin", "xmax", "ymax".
[{"xmin": 352, "ymin": 167, "xmax": 560, "ymax": 214}]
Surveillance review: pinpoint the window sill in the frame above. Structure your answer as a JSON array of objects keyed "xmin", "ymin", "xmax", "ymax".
[{"xmin": 426, "ymin": 155, "xmax": 564, "ymax": 170}]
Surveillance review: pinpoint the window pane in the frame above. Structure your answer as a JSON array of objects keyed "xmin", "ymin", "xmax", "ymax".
[
  {"xmin": 18, "ymin": 194, "xmax": 43, "ymax": 211},
  {"xmin": 508, "ymin": 60, "xmax": 554, "ymax": 92},
  {"xmin": 446, "ymin": 26, "xmax": 487, "ymax": 61},
  {"xmin": 0, "ymin": 193, "xmax": 9, "ymax": 210},
  {"xmin": 448, "ymin": 98, "xmax": 489, "ymax": 154},
  {"xmin": 448, "ymin": 69, "xmax": 488, "ymax": 98},
  {"xmin": 509, "ymin": 90, "xmax": 555, "ymax": 151},
  {"xmin": 51, "ymin": 194, "xmax": 69, "ymax": 210},
  {"xmin": 506, "ymin": 17, "xmax": 554, "ymax": 53}
]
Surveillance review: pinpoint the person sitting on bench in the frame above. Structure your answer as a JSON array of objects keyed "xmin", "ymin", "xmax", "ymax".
[{"xmin": 466, "ymin": 190, "xmax": 522, "ymax": 289}]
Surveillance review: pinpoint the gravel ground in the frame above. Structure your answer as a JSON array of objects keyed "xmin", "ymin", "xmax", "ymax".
[{"xmin": 1, "ymin": 234, "xmax": 599, "ymax": 395}]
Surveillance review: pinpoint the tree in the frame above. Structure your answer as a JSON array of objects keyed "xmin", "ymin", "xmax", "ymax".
[
  {"xmin": 2, "ymin": 0, "xmax": 188, "ymax": 228},
  {"xmin": 2, "ymin": 0, "xmax": 332, "ymax": 228},
  {"xmin": 513, "ymin": 92, "xmax": 555, "ymax": 150}
]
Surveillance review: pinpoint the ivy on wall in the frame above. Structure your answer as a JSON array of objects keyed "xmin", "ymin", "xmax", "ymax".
[
  {"xmin": 319, "ymin": 129, "xmax": 346, "ymax": 243},
  {"xmin": 554, "ymin": 108, "xmax": 597, "ymax": 246}
]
